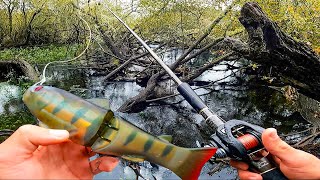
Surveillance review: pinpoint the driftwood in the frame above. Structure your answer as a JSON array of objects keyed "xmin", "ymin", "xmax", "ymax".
[
  {"xmin": 224, "ymin": 2, "xmax": 320, "ymax": 101},
  {"xmin": 0, "ymin": 60, "xmax": 39, "ymax": 81}
]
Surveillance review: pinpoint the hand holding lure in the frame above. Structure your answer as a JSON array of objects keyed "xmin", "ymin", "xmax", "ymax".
[
  {"xmin": 22, "ymin": 8, "xmax": 216, "ymax": 180},
  {"xmin": 23, "ymin": 85, "xmax": 217, "ymax": 180}
]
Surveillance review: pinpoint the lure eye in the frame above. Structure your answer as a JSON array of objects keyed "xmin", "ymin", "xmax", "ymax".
[{"xmin": 35, "ymin": 86, "xmax": 43, "ymax": 91}]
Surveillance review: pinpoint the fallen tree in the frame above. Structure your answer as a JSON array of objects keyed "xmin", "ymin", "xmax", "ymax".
[
  {"xmin": 223, "ymin": 2, "xmax": 320, "ymax": 101},
  {"xmin": 0, "ymin": 60, "xmax": 39, "ymax": 81}
]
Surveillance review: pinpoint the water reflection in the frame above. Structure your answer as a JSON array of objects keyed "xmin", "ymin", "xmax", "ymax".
[
  {"xmin": 0, "ymin": 82, "xmax": 21, "ymax": 114},
  {"xmin": 0, "ymin": 82, "xmax": 35, "ymax": 133},
  {"xmin": 95, "ymin": 160, "xmax": 237, "ymax": 180}
]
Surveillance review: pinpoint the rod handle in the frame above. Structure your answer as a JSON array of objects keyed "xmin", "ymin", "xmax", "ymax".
[
  {"xmin": 177, "ymin": 82, "xmax": 206, "ymax": 112},
  {"xmin": 177, "ymin": 82, "xmax": 225, "ymax": 128}
]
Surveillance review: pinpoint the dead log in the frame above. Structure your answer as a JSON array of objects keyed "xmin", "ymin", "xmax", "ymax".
[
  {"xmin": 0, "ymin": 60, "xmax": 39, "ymax": 81},
  {"xmin": 228, "ymin": 2, "xmax": 320, "ymax": 101}
]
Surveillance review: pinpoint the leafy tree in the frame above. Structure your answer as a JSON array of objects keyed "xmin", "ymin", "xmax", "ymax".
[{"xmin": 134, "ymin": 0, "xmax": 319, "ymax": 52}]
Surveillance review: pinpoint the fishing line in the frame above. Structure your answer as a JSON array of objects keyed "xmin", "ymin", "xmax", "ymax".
[{"xmin": 35, "ymin": 11, "xmax": 92, "ymax": 86}]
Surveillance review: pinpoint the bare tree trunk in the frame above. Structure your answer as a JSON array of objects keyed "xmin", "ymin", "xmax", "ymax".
[
  {"xmin": 225, "ymin": 2, "xmax": 320, "ymax": 101},
  {"xmin": 8, "ymin": 8, "xmax": 13, "ymax": 38},
  {"xmin": 24, "ymin": 9, "xmax": 42, "ymax": 45},
  {"xmin": 94, "ymin": 18, "xmax": 124, "ymax": 60}
]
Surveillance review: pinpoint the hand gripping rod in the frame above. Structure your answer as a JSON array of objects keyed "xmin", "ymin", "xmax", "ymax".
[{"xmin": 106, "ymin": 6, "xmax": 225, "ymax": 128}]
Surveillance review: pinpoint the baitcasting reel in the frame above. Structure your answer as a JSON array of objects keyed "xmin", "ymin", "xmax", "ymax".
[{"xmin": 208, "ymin": 120, "xmax": 286, "ymax": 180}]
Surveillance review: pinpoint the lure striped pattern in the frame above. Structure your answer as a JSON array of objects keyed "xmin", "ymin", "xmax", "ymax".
[
  {"xmin": 23, "ymin": 85, "xmax": 217, "ymax": 179},
  {"xmin": 23, "ymin": 85, "xmax": 113, "ymax": 145}
]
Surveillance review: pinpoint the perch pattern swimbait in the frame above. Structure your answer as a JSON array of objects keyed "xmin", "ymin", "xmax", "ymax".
[{"xmin": 23, "ymin": 85, "xmax": 217, "ymax": 180}]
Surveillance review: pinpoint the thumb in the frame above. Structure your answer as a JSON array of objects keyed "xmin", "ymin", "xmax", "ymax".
[
  {"xmin": 2, "ymin": 125, "xmax": 69, "ymax": 154},
  {"xmin": 262, "ymin": 128, "xmax": 296, "ymax": 163}
]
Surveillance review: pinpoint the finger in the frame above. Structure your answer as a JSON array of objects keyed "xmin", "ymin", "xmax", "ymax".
[
  {"xmin": 90, "ymin": 156, "xmax": 119, "ymax": 174},
  {"xmin": 262, "ymin": 128, "xmax": 296, "ymax": 163},
  {"xmin": 238, "ymin": 169, "xmax": 262, "ymax": 180},
  {"xmin": 230, "ymin": 160, "xmax": 249, "ymax": 170},
  {"xmin": 98, "ymin": 156, "xmax": 119, "ymax": 171},
  {"xmin": 2, "ymin": 125, "xmax": 69, "ymax": 155},
  {"xmin": 59, "ymin": 142, "xmax": 93, "ymax": 179},
  {"xmin": 272, "ymin": 155, "xmax": 281, "ymax": 165}
]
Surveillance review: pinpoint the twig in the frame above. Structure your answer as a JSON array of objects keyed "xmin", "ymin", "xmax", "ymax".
[
  {"xmin": 171, "ymin": 0, "xmax": 239, "ymax": 70},
  {"xmin": 184, "ymin": 52, "xmax": 234, "ymax": 81},
  {"xmin": 92, "ymin": 34, "xmax": 126, "ymax": 62},
  {"xmin": 102, "ymin": 43, "xmax": 166, "ymax": 81},
  {"xmin": 0, "ymin": 129, "xmax": 14, "ymax": 137},
  {"xmin": 146, "ymin": 66, "xmax": 241, "ymax": 103}
]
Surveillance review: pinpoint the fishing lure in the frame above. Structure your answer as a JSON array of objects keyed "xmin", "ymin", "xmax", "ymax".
[{"xmin": 23, "ymin": 85, "xmax": 217, "ymax": 180}]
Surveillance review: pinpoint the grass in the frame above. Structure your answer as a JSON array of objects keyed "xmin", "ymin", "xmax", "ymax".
[
  {"xmin": 0, "ymin": 44, "xmax": 86, "ymax": 142},
  {"xmin": 0, "ymin": 44, "xmax": 82, "ymax": 64},
  {"xmin": 0, "ymin": 111, "xmax": 36, "ymax": 143},
  {"xmin": 0, "ymin": 111, "xmax": 36, "ymax": 130}
]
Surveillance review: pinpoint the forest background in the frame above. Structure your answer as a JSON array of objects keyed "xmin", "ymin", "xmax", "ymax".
[{"xmin": 0, "ymin": 0, "xmax": 318, "ymax": 62}]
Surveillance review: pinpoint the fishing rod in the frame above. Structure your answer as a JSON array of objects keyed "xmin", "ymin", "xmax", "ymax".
[
  {"xmin": 105, "ymin": 6, "xmax": 287, "ymax": 180},
  {"xmin": 105, "ymin": 6, "xmax": 225, "ymax": 129}
]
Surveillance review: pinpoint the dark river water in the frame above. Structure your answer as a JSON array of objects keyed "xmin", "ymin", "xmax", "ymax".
[{"xmin": 0, "ymin": 49, "xmax": 311, "ymax": 179}]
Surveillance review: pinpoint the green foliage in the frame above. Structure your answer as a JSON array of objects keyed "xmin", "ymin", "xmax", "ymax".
[
  {"xmin": 0, "ymin": 0, "xmax": 84, "ymax": 47},
  {"xmin": 0, "ymin": 112, "xmax": 35, "ymax": 142},
  {"xmin": 137, "ymin": 0, "xmax": 319, "ymax": 51},
  {"xmin": 0, "ymin": 44, "xmax": 79, "ymax": 63},
  {"xmin": 0, "ymin": 0, "xmax": 318, "ymax": 55},
  {"xmin": 0, "ymin": 112, "xmax": 35, "ymax": 130},
  {"xmin": 138, "ymin": 0, "xmax": 227, "ymax": 45},
  {"xmin": 245, "ymin": 0, "xmax": 320, "ymax": 53}
]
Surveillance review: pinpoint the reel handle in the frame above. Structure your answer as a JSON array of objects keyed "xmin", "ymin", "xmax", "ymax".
[
  {"xmin": 212, "ymin": 120, "xmax": 288, "ymax": 180},
  {"xmin": 247, "ymin": 150, "xmax": 287, "ymax": 180},
  {"xmin": 261, "ymin": 167, "xmax": 287, "ymax": 180}
]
